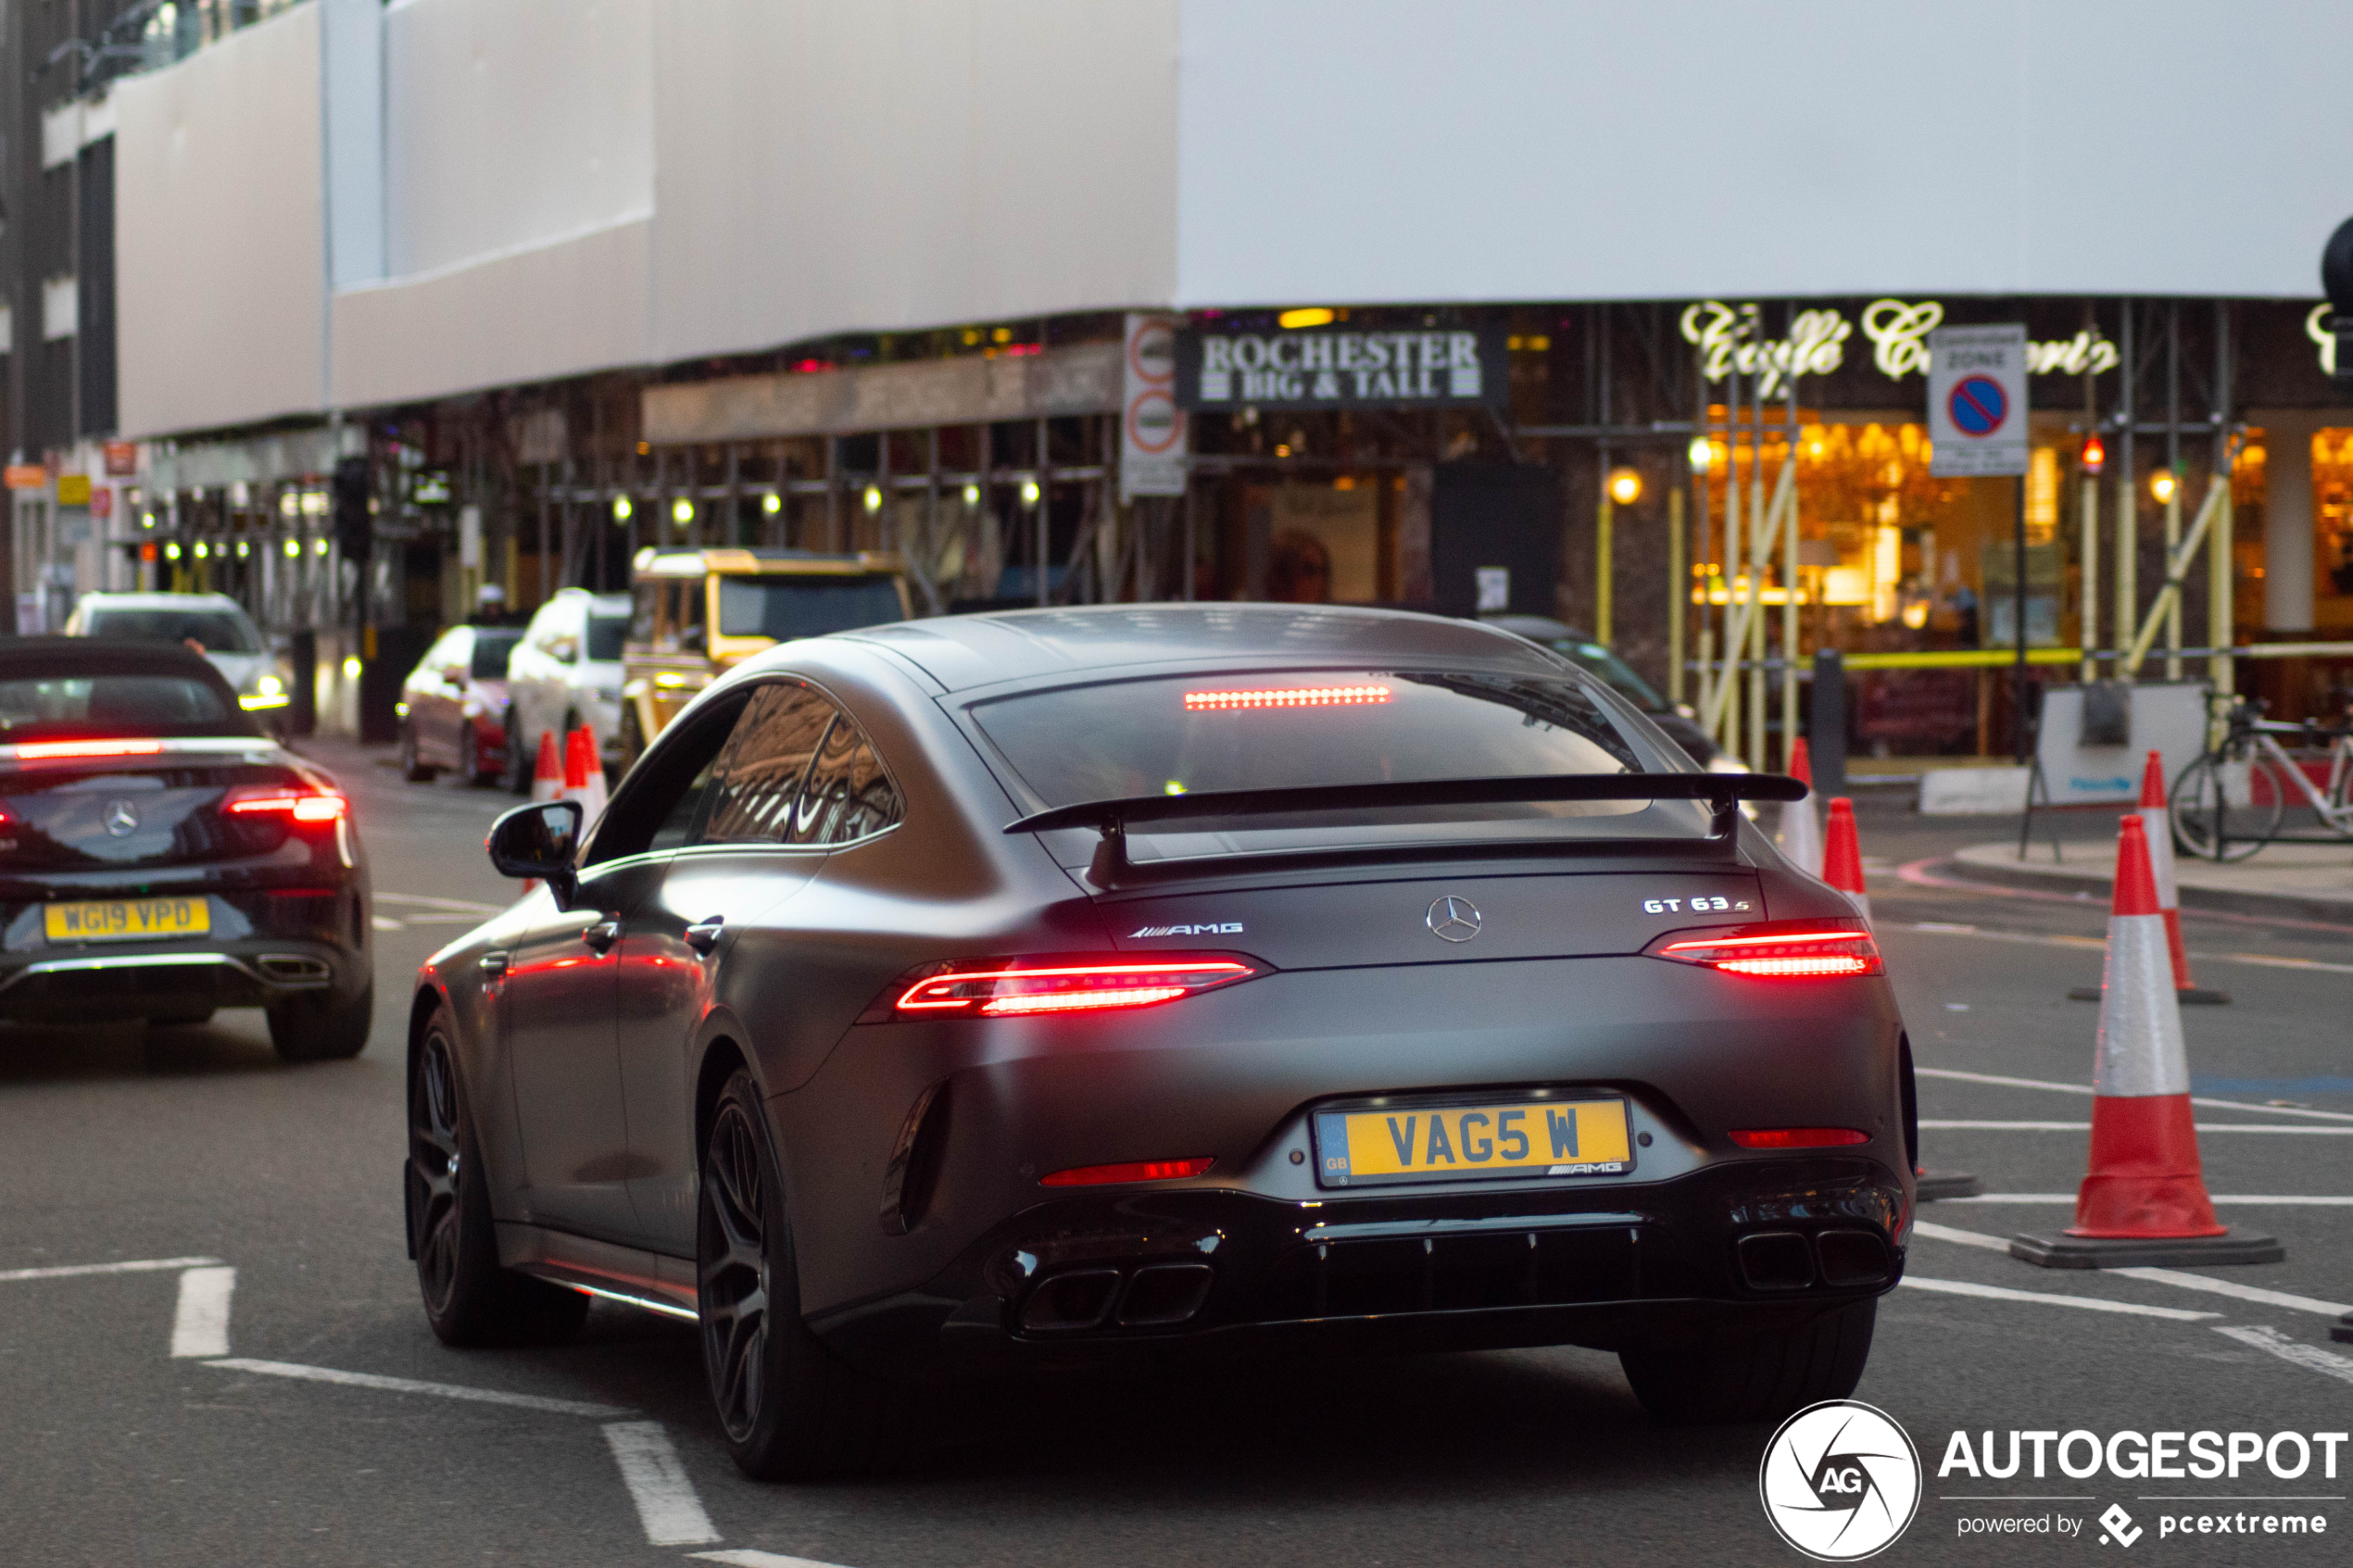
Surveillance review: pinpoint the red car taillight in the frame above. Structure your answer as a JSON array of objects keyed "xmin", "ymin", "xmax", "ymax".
[
  {"xmin": 1729, "ymin": 1127, "xmax": 1871, "ymax": 1149},
  {"xmin": 1646, "ymin": 919, "xmax": 1881, "ymax": 977},
  {"xmin": 880, "ymin": 954, "xmax": 1264, "ymax": 1020},
  {"xmin": 224, "ymin": 785, "xmax": 348, "ymax": 824},
  {"xmin": 6, "ymin": 739, "xmax": 166, "ymax": 761},
  {"xmin": 1039, "ymin": 1157, "xmax": 1214, "ymax": 1187}
]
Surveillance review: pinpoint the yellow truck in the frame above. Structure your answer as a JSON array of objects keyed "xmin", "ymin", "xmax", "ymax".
[{"xmin": 619, "ymin": 547, "xmax": 911, "ymax": 770}]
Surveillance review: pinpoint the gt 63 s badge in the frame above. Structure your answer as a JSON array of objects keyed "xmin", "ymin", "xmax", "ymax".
[{"xmin": 1759, "ymin": 1399, "xmax": 1920, "ymax": 1561}]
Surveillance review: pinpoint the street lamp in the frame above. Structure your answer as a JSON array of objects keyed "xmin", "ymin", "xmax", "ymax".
[
  {"xmin": 1687, "ymin": 437, "xmax": 1713, "ymax": 473},
  {"xmin": 1607, "ymin": 467, "xmax": 1643, "ymax": 507},
  {"xmin": 671, "ymin": 497, "xmax": 694, "ymax": 527},
  {"xmin": 2148, "ymin": 470, "xmax": 2178, "ymax": 506},
  {"xmin": 612, "ymin": 495, "xmax": 633, "ymax": 524}
]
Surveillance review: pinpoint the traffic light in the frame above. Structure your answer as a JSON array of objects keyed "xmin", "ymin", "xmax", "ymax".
[
  {"xmin": 2079, "ymin": 434, "xmax": 2106, "ymax": 475},
  {"xmin": 332, "ymin": 457, "xmax": 372, "ymax": 561},
  {"xmin": 2323, "ymin": 216, "xmax": 2353, "ymax": 395}
]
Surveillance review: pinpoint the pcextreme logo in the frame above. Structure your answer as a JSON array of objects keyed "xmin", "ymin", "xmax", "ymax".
[{"xmin": 1760, "ymin": 1400, "xmax": 1923, "ymax": 1562}]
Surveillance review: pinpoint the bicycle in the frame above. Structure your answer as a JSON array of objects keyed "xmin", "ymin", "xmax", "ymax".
[{"xmin": 2170, "ymin": 698, "xmax": 2353, "ymax": 861}]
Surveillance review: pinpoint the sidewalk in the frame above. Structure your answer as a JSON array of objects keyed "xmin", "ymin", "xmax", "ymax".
[{"xmin": 1942, "ymin": 837, "xmax": 2353, "ymax": 924}]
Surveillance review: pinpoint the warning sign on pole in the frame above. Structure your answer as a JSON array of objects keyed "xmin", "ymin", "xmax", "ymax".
[
  {"xmin": 1119, "ymin": 312, "xmax": 1188, "ymax": 501},
  {"xmin": 1926, "ymin": 323, "xmax": 2028, "ymax": 478}
]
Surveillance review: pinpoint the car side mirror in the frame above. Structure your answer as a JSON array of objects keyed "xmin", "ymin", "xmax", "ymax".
[{"xmin": 486, "ymin": 799, "xmax": 583, "ymax": 908}]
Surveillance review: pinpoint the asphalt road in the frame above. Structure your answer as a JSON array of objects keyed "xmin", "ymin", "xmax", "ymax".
[{"xmin": 5, "ymin": 751, "xmax": 2349, "ymax": 1567}]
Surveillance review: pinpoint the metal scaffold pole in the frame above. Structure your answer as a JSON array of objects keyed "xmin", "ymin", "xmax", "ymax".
[{"xmin": 1780, "ymin": 314, "xmax": 1800, "ymax": 771}]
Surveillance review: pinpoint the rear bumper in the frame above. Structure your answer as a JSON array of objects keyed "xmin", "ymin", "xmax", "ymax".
[
  {"xmin": 808, "ymin": 1156, "xmax": 1906, "ymax": 1371},
  {"xmin": 0, "ymin": 937, "xmax": 361, "ymax": 1022}
]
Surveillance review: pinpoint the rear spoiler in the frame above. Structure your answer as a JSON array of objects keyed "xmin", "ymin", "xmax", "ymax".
[{"xmin": 1005, "ymin": 772, "xmax": 1808, "ymax": 886}]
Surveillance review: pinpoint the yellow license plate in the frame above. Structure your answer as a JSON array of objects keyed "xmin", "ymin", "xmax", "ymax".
[
  {"xmin": 1314, "ymin": 1096, "xmax": 1633, "ymax": 1188},
  {"xmin": 44, "ymin": 897, "xmax": 210, "ymax": 942}
]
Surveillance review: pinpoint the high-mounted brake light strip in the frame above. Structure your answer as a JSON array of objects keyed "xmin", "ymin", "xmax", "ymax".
[
  {"xmin": 1648, "ymin": 922, "xmax": 1881, "ymax": 978},
  {"xmin": 6, "ymin": 739, "xmax": 166, "ymax": 760},
  {"xmin": 891, "ymin": 958, "xmax": 1261, "ymax": 1018},
  {"xmin": 1183, "ymin": 684, "xmax": 1391, "ymax": 711},
  {"xmin": 224, "ymin": 787, "xmax": 347, "ymax": 823}
]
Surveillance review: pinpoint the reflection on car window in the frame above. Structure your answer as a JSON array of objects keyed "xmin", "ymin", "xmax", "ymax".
[
  {"xmin": 87, "ymin": 609, "xmax": 262, "ymax": 654},
  {"xmin": 583, "ymin": 693, "xmax": 749, "ymax": 866},
  {"xmin": 715, "ymin": 577, "xmax": 902, "ymax": 640},
  {"xmin": 472, "ymin": 631, "xmax": 522, "ymax": 678},
  {"xmin": 791, "ymin": 716, "xmax": 902, "ymax": 846},
  {"xmin": 0, "ymin": 674, "xmax": 245, "ymax": 738},
  {"xmin": 699, "ymin": 683, "xmax": 835, "ymax": 845},
  {"xmin": 586, "ymin": 614, "xmax": 627, "ymax": 662}
]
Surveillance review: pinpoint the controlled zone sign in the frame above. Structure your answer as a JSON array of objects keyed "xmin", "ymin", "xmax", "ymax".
[
  {"xmin": 1926, "ymin": 323, "xmax": 2028, "ymax": 478},
  {"xmin": 1120, "ymin": 312, "xmax": 1188, "ymax": 500}
]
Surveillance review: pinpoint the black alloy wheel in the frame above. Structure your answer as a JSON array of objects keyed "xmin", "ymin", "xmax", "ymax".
[
  {"xmin": 698, "ymin": 1070, "xmax": 902, "ymax": 1478},
  {"xmin": 268, "ymin": 981, "xmax": 373, "ymax": 1062},
  {"xmin": 406, "ymin": 1004, "xmax": 587, "ymax": 1347}
]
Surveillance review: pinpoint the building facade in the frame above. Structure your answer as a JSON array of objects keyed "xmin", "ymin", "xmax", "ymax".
[{"xmin": 28, "ymin": 0, "xmax": 2353, "ymax": 747}]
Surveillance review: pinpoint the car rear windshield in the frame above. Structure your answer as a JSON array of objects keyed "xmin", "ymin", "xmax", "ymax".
[
  {"xmin": 0, "ymin": 674, "xmax": 254, "ymax": 740},
  {"xmin": 716, "ymin": 576, "xmax": 902, "ymax": 641},
  {"xmin": 85, "ymin": 609, "xmax": 261, "ymax": 654},
  {"xmin": 472, "ymin": 630, "xmax": 523, "ymax": 677},
  {"xmin": 586, "ymin": 613, "xmax": 627, "ymax": 661},
  {"xmin": 969, "ymin": 669, "xmax": 1707, "ymax": 849}
]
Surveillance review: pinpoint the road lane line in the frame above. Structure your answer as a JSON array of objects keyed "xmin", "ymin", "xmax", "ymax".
[
  {"xmin": 1900, "ymin": 1275, "xmax": 2219, "ymax": 1321},
  {"xmin": 375, "ymin": 892, "xmax": 503, "ymax": 914},
  {"xmin": 371, "ymin": 916, "xmax": 406, "ymax": 931},
  {"xmin": 1917, "ymin": 1066, "xmax": 2353, "ymax": 1123},
  {"xmin": 1914, "ymin": 1221, "xmax": 2353, "ymax": 1317},
  {"xmin": 1896, "ymin": 919, "xmax": 2353, "ymax": 973},
  {"xmin": 0, "ymin": 1256, "xmax": 220, "ymax": 1282},
  {"xmin": 170, "ymin": 1267, "xmax": 234, "ymax": 1358},
  {"xmin": 602, "ymin": 1422, "xmax": 721, "ymax": 1547},
  {"xmin": 203, "ymin": 1358, "xmax": 631, "ymax": 1417},
  {"xmin": 1919, "ymin": 1119, "xmax": 2353, "ymax": 1134},
  {"xmin": 2212, "ymin": 1325, "xmax": 2353, "ymax": 1387},
  {"xmin": 693, "ymin": 1554, "xmax": 861, "ymax": 1568},
  {"xmin": 2112, "ymin": 1269, "xmax": 2353, "ymax": 1318},
  {"xmin": 1946, "ymin": 1194, "xmax": 2353, "ymax": 1206}
]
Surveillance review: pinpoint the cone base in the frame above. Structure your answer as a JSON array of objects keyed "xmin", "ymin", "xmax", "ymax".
[
  {"xmin": 2007, "ymin": 1231, "xmax": 2284, "ymax": 1269},
  {"xmin": 1914, "ymin": 1170, "xmax": 1984, "ymax": 1200},
  {"xmin": 2068, "ymin": 985, "xmax": 2231, "ymax": 1004}
]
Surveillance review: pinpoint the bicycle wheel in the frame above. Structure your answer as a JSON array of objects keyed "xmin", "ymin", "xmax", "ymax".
[{"xmin": 2170, "ymin": 752, "xmax": 2279, "ymax": 861}]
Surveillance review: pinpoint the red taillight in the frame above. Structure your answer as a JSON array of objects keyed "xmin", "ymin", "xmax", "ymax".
[
  {"xmin": 224, "ymin": 786, "xmax": 347, "ymax": 824},
  {"xmin": 1039, "ymin": 1157, "xmax": 1214, "ymax": 1187},
  {"xmin": 1728, "ymin": 1128, "xmax": 1871, "ymax": 1149},
  {"xmin": 1647, "ymin": 920, "xmax": 1881, "ymax": 977},
  {"xmin": 883, "ymin": 954, "xmax": 1263, "ymax": 1020},
  {"xmin": 8, "ymin": 739, "xmax": 166, "ymax": 761}
]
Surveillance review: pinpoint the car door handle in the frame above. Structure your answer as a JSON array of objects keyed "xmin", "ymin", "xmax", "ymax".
[
  {"xmin": 685, "ymin": 917, "xmax": 724, "ymax": 956},
  {"xmin": 480, "ymin": 950, "xmax": 509, "ymax": 979},
  {"xmin": 580, "ymin": 919, "xmax": 622, "ymax": 954}
]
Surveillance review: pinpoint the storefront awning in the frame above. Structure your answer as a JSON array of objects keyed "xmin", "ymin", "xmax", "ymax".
[{"xmin": 641, "ymin": 342, "xmax": 1120, "ymax": 446}]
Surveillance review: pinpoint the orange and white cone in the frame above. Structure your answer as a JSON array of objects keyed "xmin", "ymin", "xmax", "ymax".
[
  {"xmin": 572, "ymin": 725, "xmax": 609, "ymax": 828},
  {"xmin": 2011, "ymin": 813, "xmax": 2280, "ymax": 1266},
  {"xmin": 561, "ymin": 726, "xmax": 589, "ymax": 811},
  {"xmin": 531, "ymin": 730, "xmax": 563, "ymax": 806},
  {"xmin": 1822, "ymin": 797, "xmax": 1868, "ymax": 923},
  {"xmin": 2136, "ymin": 750, "xmax": 2228, "ymax": 1005},
  {"xmin": 1778, "ymin": 737, "xmax": 1823, "ymax": 876}
]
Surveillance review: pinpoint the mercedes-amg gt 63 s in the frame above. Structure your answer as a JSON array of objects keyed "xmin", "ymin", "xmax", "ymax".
[
  {"xmin": 0, "ymin": 638, "xmax": 372, "ymax": 1060},
  {"xmin": 409, "ymin": 606, "xmax": 1912, "ymax": 1478}
]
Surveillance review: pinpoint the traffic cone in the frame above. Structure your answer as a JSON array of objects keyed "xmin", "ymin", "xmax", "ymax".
[
  {"xmin": 1821, "ymin": 797, "xmax": 1869, "ymax": 923},
  {"xmin": 2137, "ymin": 750, "xmax": 2228, "ymax": 1005},
  {"xmin": 562, "ymin": 725, "xmax": 589, "ymax": 809},
  {"xmin": 2010, "ymin": 814, "xmax": 2281, "ymax": 1267},
  {"xmin": 1778, "ymin": 737, "xmax": 1823, "ymax": 876},
  {"xmin": 530, "ymin": 730, "xmax": 563, "ymax": 805},
  {"xmin": 573, "ymin": 725, "xmax": 609, "ymax": 827}
]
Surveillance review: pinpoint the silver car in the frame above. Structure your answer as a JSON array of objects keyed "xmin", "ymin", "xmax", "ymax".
[
  {"xmin": 64, "ymin": 592, "xmax": 296, "ymax": 728},
  {"xmin": 500, "ymin": 588, "xmax": 630, "ymax": 792}
]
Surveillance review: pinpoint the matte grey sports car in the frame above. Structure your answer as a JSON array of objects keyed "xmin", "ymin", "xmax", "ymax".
[{"xmin": 407, "ymin": 605, "xmax": 1912, "ymax": 1478}]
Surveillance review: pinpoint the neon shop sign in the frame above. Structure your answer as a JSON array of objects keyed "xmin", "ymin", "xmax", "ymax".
[{"xmin": 1680, "ymin": 299, "xmax": 2120, "ymax": 395}]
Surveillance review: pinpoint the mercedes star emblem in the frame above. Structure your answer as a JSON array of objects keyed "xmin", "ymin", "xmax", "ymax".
[
  {"xmin": 1426, "ymin": 895, "xmax": 1482, "ymax": 943},
  {"xmin": 103, "ymin": 799, "xmax": 141, "ymax": 837}
]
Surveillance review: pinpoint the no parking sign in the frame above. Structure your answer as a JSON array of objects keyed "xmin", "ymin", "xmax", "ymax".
[{"xmin": 1926, "ymin": 323, "xmax": 2028, "ymax": 477}]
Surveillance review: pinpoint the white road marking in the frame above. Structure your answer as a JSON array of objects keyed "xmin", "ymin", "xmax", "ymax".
[
  {"xmin": 2112, "ymin": 1269, "xmax": 2353, "ymax": 1318},
  {"xmin": 203, "ymin": 1357, "xmax": 631, "ymax": 1417},
  {"xmin": 602, "ymin": 1421, "xmax": 720, "ymax": 1547},
  {"xmin": 1917, "ymin": 1066, "xmax": 2353, "ymax": 1123},
  {"xmin": 1900, "ymin": 1275, "xmax": 2220, "ymax": 1321},
  {"xmin": 375, "ymin": 892, "xmax": 503, "ymax": 914},
  {"xmin": 2212, "ymin": 1325, "xmax": 2353, "ymax": 1387},
  {"xmin": 371, "ymin": 916, "xmax": 406, "ymax": 931},
  {"xmin": 170, "ymin": 1267, "xmax": 235, "ymax": 1358},
  {"xmin": 1912, "ymin": 1221, "xmax": 2353, "ymax": 1317},
  {"xmin": 1919, "ymin": 1119, "xmax": 2353, "ymax": 1134},
  {"xmin": 1946, "ymin": 1194, "xmax": 2353, "ymax": 1206},
  {"xmin": 1898, "ymin": 919, "xmax": 2353, "ymax": 973},
  {"xmin": 693, "ymin": 1554, "xmax": 861, "ymax": 1568},
  {"xmin": 0, "ymin": 1256, "xmax": 220, "ymax": 1282}
]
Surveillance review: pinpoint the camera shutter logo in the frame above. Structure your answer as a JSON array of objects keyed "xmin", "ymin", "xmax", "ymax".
[
  {"xmin": 1426, "ymin": 896, "xmax": 1481, "ymax": 943},
  {"xmin": 1758, "ymin": 1399, "xmax": 1921, "ymax": 1561}
]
